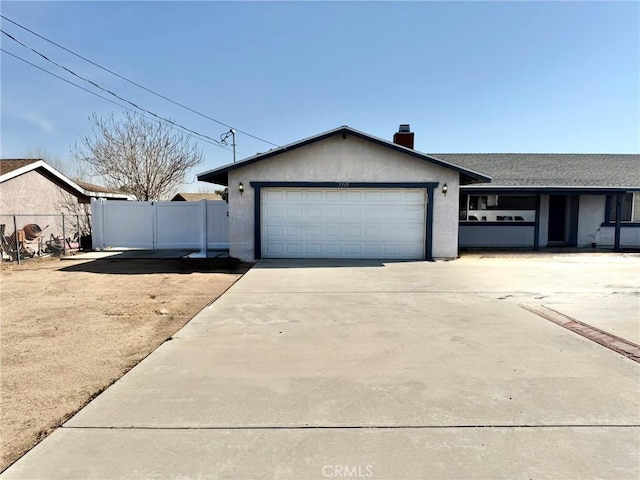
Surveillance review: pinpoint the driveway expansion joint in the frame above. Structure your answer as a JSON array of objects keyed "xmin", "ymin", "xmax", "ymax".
[
  {"xmin": 521, "ymin": 305, "xmax": 640, "ymax": 362},
  {"xmin": 61, "ymin": 424, "xmax": 640, "ymax": 430}
]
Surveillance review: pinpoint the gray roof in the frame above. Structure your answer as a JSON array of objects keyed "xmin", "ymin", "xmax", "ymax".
[{"xmin": 430, "ymin": 154, "xmax": 640, "ymax": 189}]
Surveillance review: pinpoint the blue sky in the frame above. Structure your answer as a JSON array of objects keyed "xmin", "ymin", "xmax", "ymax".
[{"xmin": 1, "ymin": 1, "xmax": 638, "ymax": 189}]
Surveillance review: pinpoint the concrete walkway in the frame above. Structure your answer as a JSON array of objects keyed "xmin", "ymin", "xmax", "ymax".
[{"xmin": 3, "ymin": 254, "xmax": 639, "ymax": 479}]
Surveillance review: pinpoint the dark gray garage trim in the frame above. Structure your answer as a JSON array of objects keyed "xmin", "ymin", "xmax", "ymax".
[{"xmin": 250, "ymin": 182, "xmax": 438, "ymax": 261}]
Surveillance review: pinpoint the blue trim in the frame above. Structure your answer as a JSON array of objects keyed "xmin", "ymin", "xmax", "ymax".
[
  {"xmin": 198, "ymin": 127, "xmax": 491, "ymax": 186},
  {"xmin": 534, "ymin": 194, "xmax": 541, "ymax": 251},
  {"xmin": 460, "ymin": 222, "xmax": 536, "ymax": 227},
  {"xmin": 461, "ymin": 187, "xmax": 630, "ymax": 195},
  {"xmin": 250, "ymin": 182, "xmax": 439, "ymax": 189},
  {"xmin": 426, "ymin": 187, "xmax": 434, "ymax": 260},
  {"xmin": 615, "ymin": 193, "xmax": 622, "ymax": 251},
  {"xmin": 600, "ymin": 223, "xmax": 640, "ymax": 228},
  {"xmin": 250, "ymin": 182, "xmax": 438, "ymax": 261},
  {"xmin": 253, "ymin": 187, "xmax": 262, "ymax": 259}
]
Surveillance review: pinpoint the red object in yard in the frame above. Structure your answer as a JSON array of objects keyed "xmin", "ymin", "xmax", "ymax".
[{"xmin": 23, "ymin": 224, "xmax": 43, "ymax": 241}]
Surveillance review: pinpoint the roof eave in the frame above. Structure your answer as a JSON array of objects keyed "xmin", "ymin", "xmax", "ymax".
[
  {"xmin": 198, "ymin": 126, "xmax": 492, "ymax": 185},
  {"xmin": 461, "ymin": 185, "xmax": 638, "ymax": 193}
]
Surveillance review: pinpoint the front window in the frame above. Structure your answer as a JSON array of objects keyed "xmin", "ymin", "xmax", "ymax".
[
  {"xmin": 607, "ymin": 193, "xmax": 633, "ymax": 222},
  {"xmin": 459, "ymin": 194, "xmax": 536, "ymax": 222}
]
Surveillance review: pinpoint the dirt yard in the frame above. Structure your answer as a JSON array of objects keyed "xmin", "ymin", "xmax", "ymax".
[{"xmin": 0, "ymin": 255, "xmax": 251, "ymax": 472}]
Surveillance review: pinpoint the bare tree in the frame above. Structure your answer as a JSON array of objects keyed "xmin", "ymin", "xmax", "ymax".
[
  {"xmin": 24, "ymin": 147, "xmax": 88, "ymax": 180},
  {"xmin": 73, "ymin": 112, "xmax": 204, "ymax": 201}
]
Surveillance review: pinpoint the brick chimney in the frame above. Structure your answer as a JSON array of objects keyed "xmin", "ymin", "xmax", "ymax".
[{"xmin": 393, "ymin": 124, "xmax": 414, "ymax": 149}]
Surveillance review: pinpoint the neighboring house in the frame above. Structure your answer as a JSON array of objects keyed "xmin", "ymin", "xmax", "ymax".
[
  {"xmin": 198, "ymin": 125, "xmax": 639, "ymax": 261},
  {"xmin": 198, "ymin": 125, "xmax": 490, "ymax": 261},
  {"xmin": 433, "ymin": 154, "xmax": 640, "ymax": 250},
  {"xmin": 171, "ymin": 192, "xmax": 223, "ymax": 202},
  {"xmin": 0, "ymin": 158, "xmax": 131, "ymax": 245}
]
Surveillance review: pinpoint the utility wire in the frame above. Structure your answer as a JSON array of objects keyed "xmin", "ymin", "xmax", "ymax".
[
  {"xmin": 0, "ymin": 14, "xmax": 281, "ymax": 148},
  {"xmin": 1, "ymin": 29, "xmax": 232, "ymax": 148},
  {"xmin": 1, "ymin": 48, "xmax": 246, "ymax": 155}
]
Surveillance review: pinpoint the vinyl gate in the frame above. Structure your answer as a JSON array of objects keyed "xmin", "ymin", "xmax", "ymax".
[{"xmin": 91, "ymin": 198, "xmax": 229, "ymax": 252}]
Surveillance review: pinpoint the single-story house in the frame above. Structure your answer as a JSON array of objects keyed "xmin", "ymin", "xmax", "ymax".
[
  {"xmin": 1, "ymin": 158, "xmax": 131, "ymax": 246},
  {"xmin": 432, "ymin": 154, "xmax": 640, "ymax": 251},
  {"xmin": 198, "ymin": 125, "xmax": 490, "ymax": 261},
  {"xmin": 198, "ymin": 125, "xmax": 639, "ymax": 262},
  {"xmin": 171, "ymin": 192, "xmax": 223, "ymax": 202}
]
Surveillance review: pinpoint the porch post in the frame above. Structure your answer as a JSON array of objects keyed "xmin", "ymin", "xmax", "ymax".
[
  {"xmin": 614, "ymin": 193, "xmax": 622, "ymax": 252},
  {"xmin": 533, "ymin": 194, "xmax": 541, "ymax": 251}
]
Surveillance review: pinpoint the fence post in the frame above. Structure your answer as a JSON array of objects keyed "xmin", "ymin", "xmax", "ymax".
[
  {"xmin": 91, "ymin": 198, "xmax": 103, "ymax": 250},
  {"xmin": 62, "ymin": 214, "xmax": 66, "ymax": 256},
  {"xmin": 201, "ymin": 199, "xmax": 208, "ymax": 257},
  {"xmin": 13, "ymin": 215, "xmax": 20, "ymax": 265},
  {"xmin": 152, "ymin": 201, "xmax": 157, "ymax": 250}
]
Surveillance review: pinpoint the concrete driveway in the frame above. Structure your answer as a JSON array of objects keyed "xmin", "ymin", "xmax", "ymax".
[{"xmin": 4, "ymin": 254, "xmax": 639, "ymax": 479}]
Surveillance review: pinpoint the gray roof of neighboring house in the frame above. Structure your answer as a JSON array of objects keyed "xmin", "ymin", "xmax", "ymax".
[
  {"xmin": 75, "ymin": 180, "xmax": 126, "ymax": 195},
  {"xmin": 0, "ymin": 158, "xmax": 40, "ymax": 176},
  {"xmin": 171, "ymin": 192, "xmax": 223, "ymax": 201},
  {"xmin": 1, "ymin": 159, "xmax": 133, "ymax": 199},
  {"xmin": 430, "ymin": 154, "xmax": 640, "ymax": 189},
  {"xmin": 198, "ymin": 126, "xmax": 491, "ymax": 186}
]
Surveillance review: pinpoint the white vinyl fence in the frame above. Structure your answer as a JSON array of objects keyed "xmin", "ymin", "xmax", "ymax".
[{"xmin": 91, "ymin": 198, "xmax": 229, "ymax": 252}]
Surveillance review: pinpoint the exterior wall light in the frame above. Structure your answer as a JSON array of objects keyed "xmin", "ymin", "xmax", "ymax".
[
  {"xmin": 238, "ymin": 182, "xmax": 244, "ymax": 196},
  {"xmin": 442, "ymin": 183, "xmax": 448, "ymax": 196}
]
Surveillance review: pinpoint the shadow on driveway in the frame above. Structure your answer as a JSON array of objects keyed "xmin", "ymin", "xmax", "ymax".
[{"xmin": 59, "ymin": 258, "xmax": 254, "ymax": 275}]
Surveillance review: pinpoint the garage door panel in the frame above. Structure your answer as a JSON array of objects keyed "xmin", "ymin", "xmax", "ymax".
[
  {"xmin": 265, "ymin": 190, "xmax": 284, "ymax": 201},
  {"xmin": 326, "ymin": 207, "xmax": 342, "ymax": 219},
  {"xmin": 286, "ymin": 225, "xmax": 303, "ymax": 236},
  {"xmin": 345, "ymin": 226, "xmax": 362, "ymax": 237},
  {"xmin": 286, "ymin": 207, "xmax": 303, "ymax": 219},
  {"xmin": 264, "ymin": 243, "xmax": 283, "ymax": 255},
  {"xmin": 265, "ymin": 206, "xmax": 283, "ymax": 219},
  {"xmin": 325, "ymin": 226, "xmax": 342, "ymax": 237},
  {"xmin": 344, "ymin": 244, "xmax": 362, "ymax": 255},
  {"xmin": 286, "ymin": 244, "xmax": 303, "ymax": 254},
  {"xmin": 364, "ymin": 226, "xmax": 382, "ymax": 237},
  {"xmin": 262, "ymin": 188, "xmax": 426, "ymax": 259},
  {"xmin": 286, "ymin": 191, "xmax": 303, "ymax": 201},
  {"xmin": 305, "ymin": 191, "xmax": 323, "ymax": 201},
  {"xmin": 305, "ymin": 244, "xmax": 322, "ymax": 255},
  {"xmin": 325, "ymin": 244, "xmax": 342, "ymax": 255},
  {"xmin": 306, "ymin": 226, "xmax": 323, "ymax": 237},
  {"xmin": 307, "ymin": 208, "xmax": 323, "ymax": 219},
  {"xmin": 364, "ymin": 244, "xmax": 382, "ymax": 255}
]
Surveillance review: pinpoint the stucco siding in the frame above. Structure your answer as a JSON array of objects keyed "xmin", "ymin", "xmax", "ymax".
[
  {"xmin": 1, "ymin": 170, "xmax": 78, "ymax": 215},
  {"xmin": 537, "ymin": 195, "xmax": 549, "ymax": 248},
  {"xmin": 577, "ymin": 195, "xmax": 606, "ymax": 246},
  {"xmin": 227, "ymin": 135, "xmax": 460, "ymax": 261},
  {"xmin": 0, "ymin": 170, "xmax": 80, "ymax": 239},
  {"xmin": 597, "ymin": 226, "xmax": 640, "ymax": 247}
]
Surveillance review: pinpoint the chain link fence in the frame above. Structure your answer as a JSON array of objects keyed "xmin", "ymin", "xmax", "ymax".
[{"xmin": 0, "ymin": 213, "xmax": 87, "ymax": 263}]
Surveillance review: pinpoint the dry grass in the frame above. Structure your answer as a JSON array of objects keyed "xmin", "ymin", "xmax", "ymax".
[{"xmin": 0, "ymin": 255, "xmax": 250, "ymax": 471}]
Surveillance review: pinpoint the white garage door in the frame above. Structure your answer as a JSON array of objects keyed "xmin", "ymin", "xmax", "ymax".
[{"xmin": 261, "ymin": 188, "xmax": 426, "ymax": 259}]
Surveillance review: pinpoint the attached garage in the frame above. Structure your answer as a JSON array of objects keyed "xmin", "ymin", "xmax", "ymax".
[
  {"xmin": 261, "ymin": 187, "xmax": 427, "ymax": 259},
  {"xmin": 198, "ymin": 125, "xmax": 490, "ymax": 262}
]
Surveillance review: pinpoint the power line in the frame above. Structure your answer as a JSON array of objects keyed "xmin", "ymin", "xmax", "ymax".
[
  {"xmin": 0, "ymin": 48, "xmax": 246, "ymax": 155},
  {"xmin": 0, "ymin": 14, "xmax": 281, "ymax": 148},
  {"xmin": 1, "ymin": 29, "xmax": 235, "ymax": 149}
]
